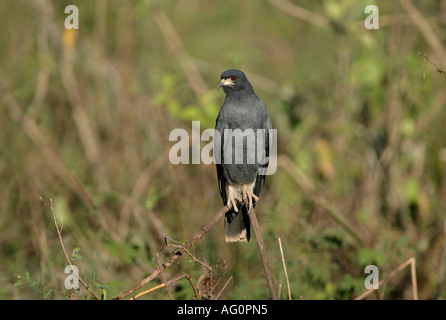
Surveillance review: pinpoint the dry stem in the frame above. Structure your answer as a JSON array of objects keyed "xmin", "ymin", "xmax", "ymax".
[
  {"xmin": 418, "ymin": 51, "xmax": 446, "ymax": 77},
  {"xmin": 267, "ymin": 0, "xmax": 331, "ymax": 30},
  {"xmin": 278, "ymin": 237, "xmax": 292, "ymax": 300},
  {"xmin": 49, "ymin": 198, "xmax": 101, "ymax": 300},
  {"xmin": 117, "ymin": 204, "xmax": 278, "ymax": 300},
  {"xmin": 129, "ymin": 274, "xmax": 189, "ymax": 300},
  {"xmin": 248, "ymin": 207, "xmax": 278, "ymax": 300},
  {"xmin": 156, "ymin": 252, "xmax": 172, "ymax": 300},
  {"xmin": 115, "ymin": 205, "xmax": 228, "ymax": 299},
  {"xmin": 278, "ymin": 155, "xmax": 363, "ymax": 246},
  {"xmin": 354, "ymin": 257, "xmax": 418, "ymax": 300}
]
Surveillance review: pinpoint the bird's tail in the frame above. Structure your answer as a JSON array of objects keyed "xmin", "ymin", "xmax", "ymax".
[{"xmin": 224, "ymin": 205, "xmax": 250, "ymax": 242}]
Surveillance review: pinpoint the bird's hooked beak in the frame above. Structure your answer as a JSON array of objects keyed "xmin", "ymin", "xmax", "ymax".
[{"xmin": 217, "ymin": 78, "xmax": 234, "ymax": 91}]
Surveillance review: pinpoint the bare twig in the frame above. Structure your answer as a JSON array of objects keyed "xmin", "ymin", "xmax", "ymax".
[
  {"xmin": 32, "ymin": 0, "xmax": 110, "ymax": 192},
  {"xmin": 153, "ymin": 10, "xmax": 208, "ymax": 98},
  {"xmin": 119, "ymin": 204, "xmax": 280, "ymax": 300},
  {"xmin": 0, "ymin": 71, "xmax": 95, "ymax": 209},
  {"xmin": 248, "ymin": 207, "xmax": 278, "ymax": 300},
  {"xmin": 410, "ymin": 257, "xmax": 419, "ymax": 300},
  {"xmin": 186, "ymin": 274, "xmax": 201, "ymax": 300},
  {"xmin": 267, "ymin": 0, "xmax": 331, "ymax": 30},
  {"xmin": 155, "ymin": 252, "xmax": 172, "ymax": 300},
  {"xmin": 165, "ymin": 241, "xmax": 213, "ymax": 272},
  {"xmin": 115, "ymin": 205, "xmax": 228, "ymax": 300},
  {"xmin": 415, "ymin": 86, "xmax": 446, "ymax": 136},
  {"xmin": 354, "ymin": 257, "xmax": 418, "ymax": 300},
  {"xmin": 278, "ymin": 155, "xmax": 364, "ymax": 246},
  {"xmin": 277, "ymin": 282, "xmax": 283, "ymax": 300},
  {"xmin": 49, "ymin": 198, "xmax": 101, "ymax": 300},
  {"xmin": 418, "ymin": 51, "xmax": 446, "ymax": 77},
  {"xmin": 119, "ymin": 153, "xmax": 165, "ymax": 238},
  {"xmin": 28, "ymin": 4, "xmax": 51, "ymax": 117},
  {"xmin": 129, "ymin": 274, "xmax": 188, "ymax": 300},
  {"xmin": 278, "ymin": 237, "xmax": 292, "ymax": 300},
  {"xmin": 436, "ymin": 220, "xmax": 446, "ymax": 298},
  {"xmin": 59, "ymin": 37, "xmax": 110, "ymax": 192},
  {"xmin": 215, "ymin": 276, "xmax": 233, "ymax": 300},
  {"xmin": 399, "ymin": 0, "xmax": 445, "ymax": 58}
]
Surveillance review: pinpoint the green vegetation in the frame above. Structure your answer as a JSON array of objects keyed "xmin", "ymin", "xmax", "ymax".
[{"xmin": 1, "ymin": 0, "xmax": 446, "ymax": 300}]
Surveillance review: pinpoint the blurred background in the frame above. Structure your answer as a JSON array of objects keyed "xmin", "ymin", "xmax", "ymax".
[{"xmin": 1, "ymin": 0, "xmax": 446, "ymax": 300}]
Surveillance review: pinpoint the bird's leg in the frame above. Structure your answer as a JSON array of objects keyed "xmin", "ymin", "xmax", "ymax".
[
  {"xmin": 227, "ymin": 185, "xmax": 242, "ymax": 212},
  {"xmin": 241, "ymin": 184, "xmax": 259, "ymax": 213}
]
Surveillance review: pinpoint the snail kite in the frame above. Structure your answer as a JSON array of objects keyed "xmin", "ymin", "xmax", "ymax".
[{"xmin": 215, "ymin": 69, "xmax": 272, "ymax": 242}]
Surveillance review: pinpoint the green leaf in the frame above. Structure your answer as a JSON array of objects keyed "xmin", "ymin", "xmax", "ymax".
[
  {"xmin": 13, "ymin": 280, "xmax": 24, "ymax": 287},
  {"xmin": 44, "ymin": 289, "xmax": 53, "ymax": 299},
  {"xmin": 358, "ymin": 248, "xmax": 386, "ymax": 266},
  {"xmin": 402, "ymin": 178, "xmax": 420, "ymax": 203}
]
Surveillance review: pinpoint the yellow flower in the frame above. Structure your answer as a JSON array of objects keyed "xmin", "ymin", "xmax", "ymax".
[{"xmin": 62, "ymin": 28, "xmax": 77, "ymax": 50}]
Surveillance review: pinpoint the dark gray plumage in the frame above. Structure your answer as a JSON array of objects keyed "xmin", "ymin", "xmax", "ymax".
[{"xmin": 215, "ymin": 69, "xmax": 272, "ymax": 242}]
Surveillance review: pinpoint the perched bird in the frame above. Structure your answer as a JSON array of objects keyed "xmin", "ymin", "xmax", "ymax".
[{"xmin": 215, "ymin": 69, "xmax": 272, "ymax": 242}]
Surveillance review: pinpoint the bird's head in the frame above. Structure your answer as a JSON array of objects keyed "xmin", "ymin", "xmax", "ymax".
[{"xmin": 217, "ymin": 69, "xmax": 253, "ymax": 94}]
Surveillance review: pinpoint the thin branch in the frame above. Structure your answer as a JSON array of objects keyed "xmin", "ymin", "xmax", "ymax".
[
  {"xmin": 59, "ymin": 39, "xmax": 110, "ymax": 192},
  {"xmin": 278, "ymin": 237, "xmax": 292, "ymax": 300},
  {"xmin": 186, "ymin": 274, "xmax": 200, "ymax": 300},
  {"xmin": 399, "ymin": 0, "xmax": 445, "ymax": 58},
  {"xmin": 118, "ymin": 153, "xmax": 165, "ymax": 239},
  {"xmin": 278, "ymin": 155, "xmax": 364, "ymax": 246},
  {"xmin": 0, "ymin": 71, "xmax": 95, "ymax": 209},
  {"xmin": 267, "ymin": 0, "xmax": 331, "ymax": 30},
  {"xmin": 115, "ymin": 205, "xmax": 228, "ymax": 300},
  {"xmin": 155, "ymin": 252, "xmax": 172, "ymax": 300},
  {"xmin": 129, "ymin": 274, "xmax": 188, "ymax": 300},
  {"xmin": 436, "ymin": 220, "xmax": 446, "ymax": 298},
  {"xmin": 32, "ymin": 0, "xmax": 110, "ymax": 192},
  {"xmin": 354, "ymin": 257, "xmax": 418, "ymax": 300},
  {"xmin": 418, "ymin": 51, "xmax": 446, "ymax": 77},
  {"xmin": 248, "ymin": 207, "xmax": 278, "ymax": 300},
  {"xmin": 165, "ymin": 241, "xmax": 213, "ymax": 272},
  {"xmin": 277, "ymin": 282, "xmax": 283, "ymax": 300},
  {"xmin": 379, "ymin": 257, "xmax": 418, "ymax": 300},
  {"xmin": 153, "ymin": 10, "xmax": 208, "ymax": 98},
  {"xmin": 119, "ymin": 204, "xmax": 280, "ymax": 300},
  {"xmin": 49, "ymin": 198, "xmax": 101, "ymax": 300},
  {"xmin": 410, "ymin": 257, "xmax": 419, "ymax": 300},
  {"xmin": 215, "ymin": 276, "xmax": 233, "ymax": 300}
]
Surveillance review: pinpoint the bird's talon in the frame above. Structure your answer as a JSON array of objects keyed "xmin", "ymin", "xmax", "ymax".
[
  {"xmin": 227, "ymin": 186, "xmax": 242, "ymax": 212},
  {"xmin": 241, "ymin": 184, "xmax": 259, "ymax": 213}
]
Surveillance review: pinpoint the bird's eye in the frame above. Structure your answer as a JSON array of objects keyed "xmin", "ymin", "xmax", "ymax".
[{"xmin": 231, "ymin": 76, "xmax": 237, "ymax": 81}]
